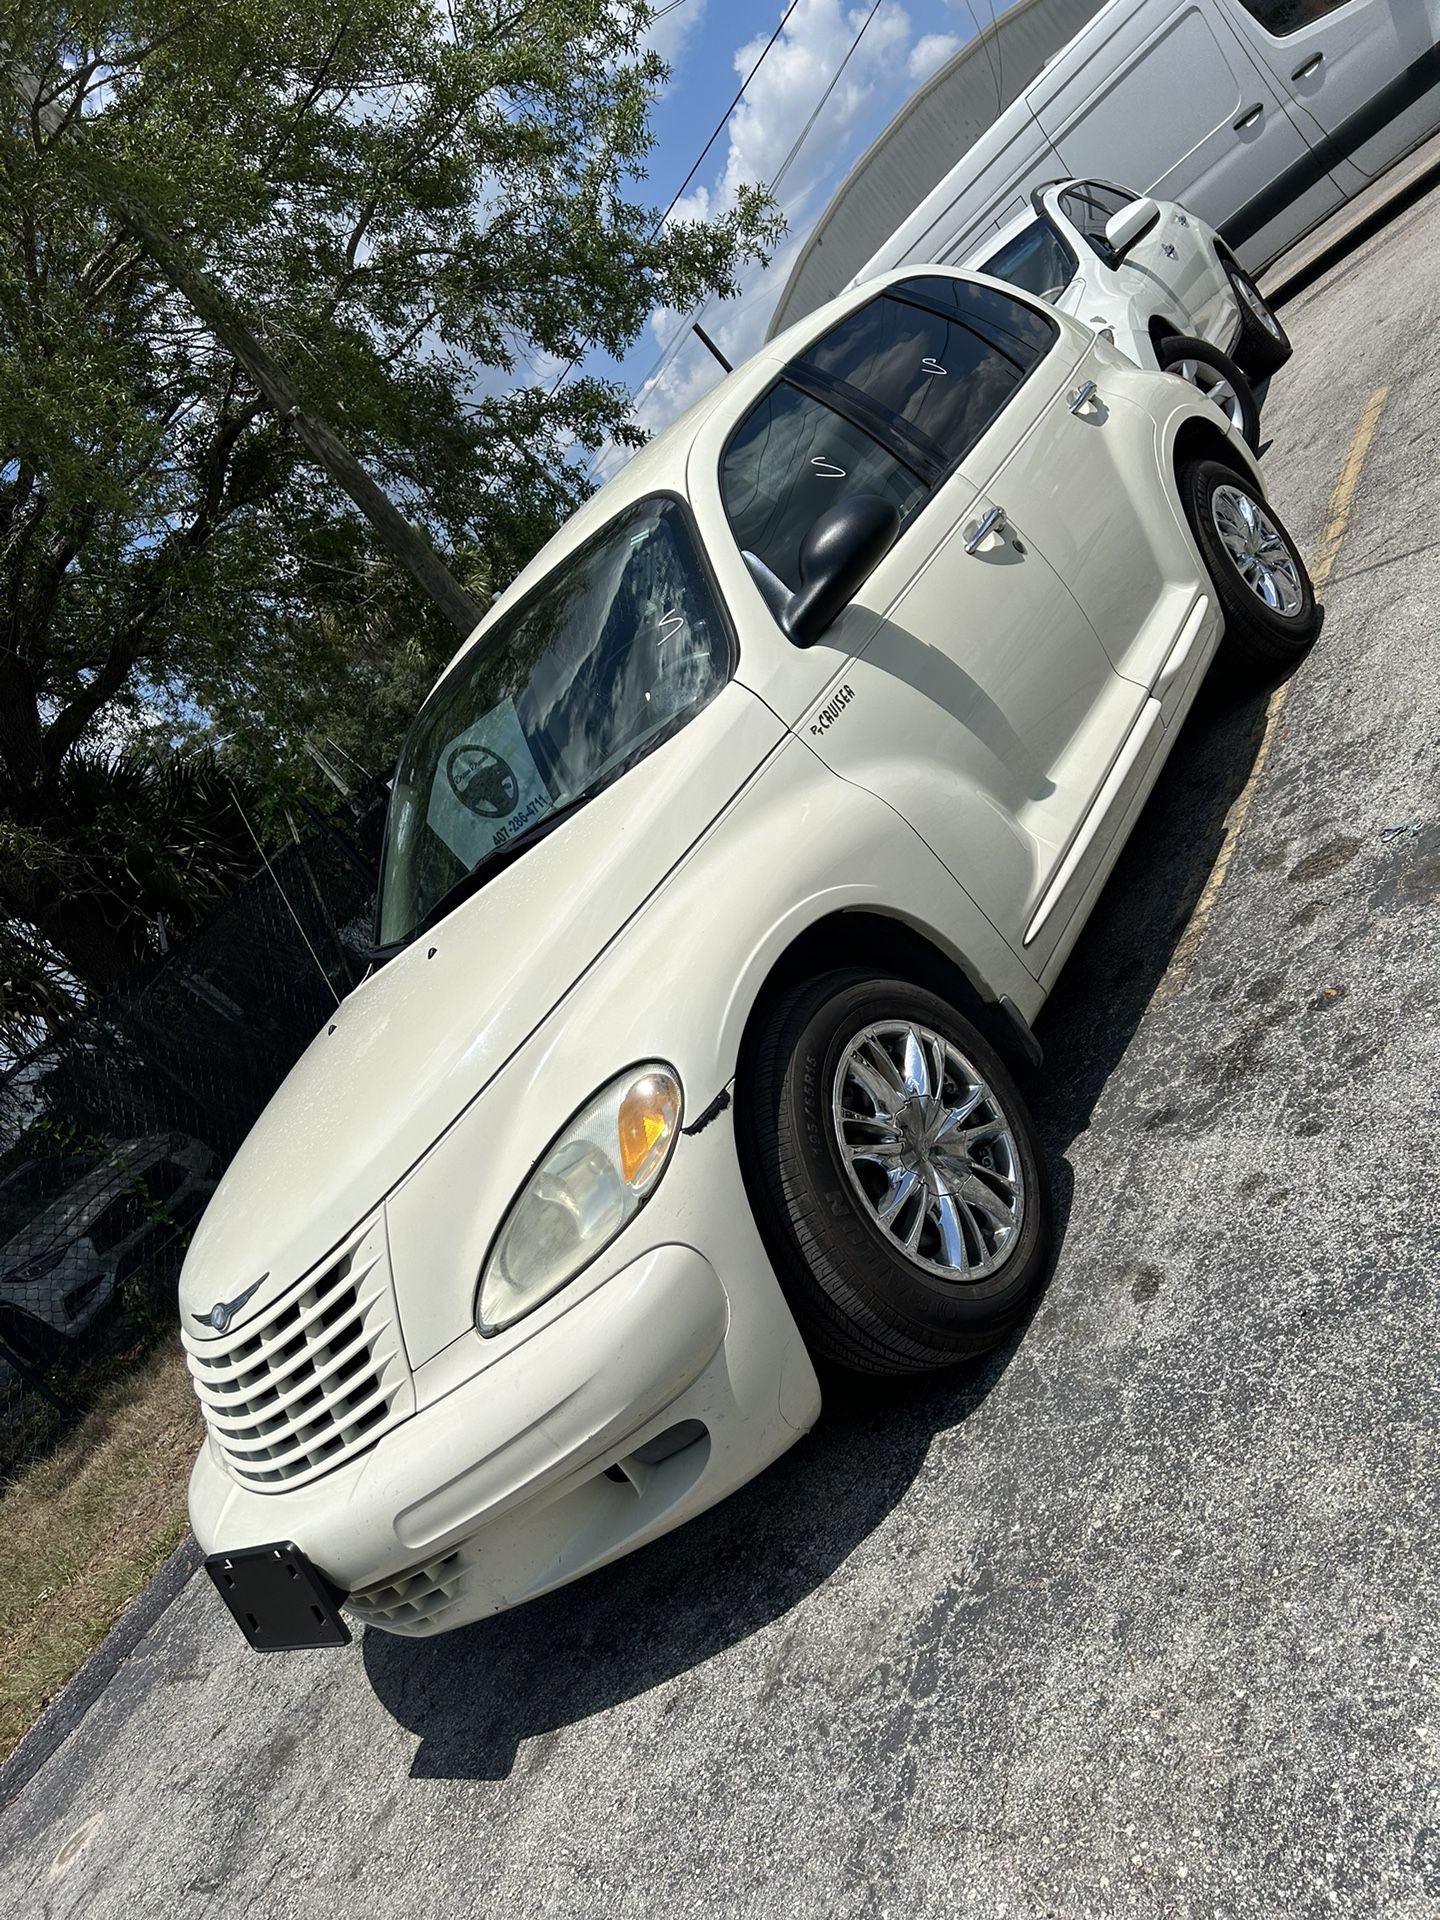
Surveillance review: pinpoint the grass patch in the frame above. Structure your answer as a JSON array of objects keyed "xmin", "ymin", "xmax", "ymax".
[{"xmin": 0, "ymin": 1341, "xmax": 199, "ymax": 1761}]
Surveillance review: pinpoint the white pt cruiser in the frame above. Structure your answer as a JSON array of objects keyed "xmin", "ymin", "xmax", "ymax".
[{"xmin": 183, "ymin": 267, "xmax": 1317, "ymax": 1650}]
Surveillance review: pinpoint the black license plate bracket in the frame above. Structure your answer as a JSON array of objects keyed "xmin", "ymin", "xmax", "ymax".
[{"xmin": 205, "ymin": 1541, "xmax": 351, "ymax": 1651}]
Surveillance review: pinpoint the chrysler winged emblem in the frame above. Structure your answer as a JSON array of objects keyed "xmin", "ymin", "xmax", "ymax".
[{"xmin": 194, "ymin": 1274, "xmax": 267, "ymax": 1333}]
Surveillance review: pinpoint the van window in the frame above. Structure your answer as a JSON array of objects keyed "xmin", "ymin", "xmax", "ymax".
[
  {"xmin": 1232, "ymin": 0, "xmax": 1352, "ymax": 33},
  {"xmin": 1057, "ymin": 182, "xmax": 1135, "ymax": 259},
  {"xmin": 978, "ymin": 220, "xmax": 1077, "ymax": 301},
  {"xmin": 720, "ymin": 383, "xmax": 927, "ymax": 594}
]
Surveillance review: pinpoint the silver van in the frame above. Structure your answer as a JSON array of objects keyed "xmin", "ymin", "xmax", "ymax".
[{"xmin": 770, "ymin": 0, "xmax": 1440, "ymax": 333}]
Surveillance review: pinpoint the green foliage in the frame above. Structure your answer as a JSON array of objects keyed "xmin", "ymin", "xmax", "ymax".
[{"xmin": 0, "ymin": 0, "xmax": 780, "ymax": 1017}]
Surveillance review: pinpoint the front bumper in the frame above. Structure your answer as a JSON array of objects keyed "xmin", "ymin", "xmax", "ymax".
[{"xmin": 189, "ymin": 1148, "xmax": 821, "ymax": 1635}]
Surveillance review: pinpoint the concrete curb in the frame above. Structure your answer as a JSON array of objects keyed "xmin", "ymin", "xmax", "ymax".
[{"xmin": 0, "ymin": 1534, "xmax": 201, "ymax": 1809}]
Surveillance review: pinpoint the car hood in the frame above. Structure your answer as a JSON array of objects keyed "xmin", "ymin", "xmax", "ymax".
[{"xmin": 179, "ymin": 686, "xmax": 784, "ymax": 1332}]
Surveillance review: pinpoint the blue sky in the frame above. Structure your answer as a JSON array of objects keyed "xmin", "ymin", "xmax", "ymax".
[{"xmin": 579, "ymin": 0, "xmax": 995, "ymax": 475}]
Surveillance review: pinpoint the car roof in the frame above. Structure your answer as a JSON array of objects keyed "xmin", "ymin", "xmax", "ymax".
[{"xmin": 437, "ymin": 264, "xmax": 1008, "ymax": 679}]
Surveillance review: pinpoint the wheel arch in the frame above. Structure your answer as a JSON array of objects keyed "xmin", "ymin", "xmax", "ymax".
[
  {"xmin": 734, "ymin": 908, "xmax": 1036, "ymax": 1097},
  {"xmin": 1171, "ymin": 410, "xmax": 1263, "ymax": 491}
]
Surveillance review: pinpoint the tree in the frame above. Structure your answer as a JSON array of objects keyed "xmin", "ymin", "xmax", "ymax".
[{"xmin": 0, "ymin": 0, "xmax": 778, "ymax": 1009}]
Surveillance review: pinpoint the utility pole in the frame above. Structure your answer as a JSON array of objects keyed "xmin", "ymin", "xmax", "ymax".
[{"xmin": 1, "ymin": 48, "xmax": 486, "ymax": 637}]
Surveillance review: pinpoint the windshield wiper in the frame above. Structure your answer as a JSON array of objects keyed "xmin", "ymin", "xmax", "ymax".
[{"xmin": 362, "ymin": 788, "xmax": 596, "ymax": 967}]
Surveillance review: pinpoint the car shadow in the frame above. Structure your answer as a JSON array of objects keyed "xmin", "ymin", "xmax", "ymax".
[
  {"xmin": 1024, "ymin": 673, "xmax": 1277, "ymax": 1156},
  {"xmin": 364, "ymin": 669, "xmax": 1280, "ymax": 1781},
  {"xmin": 362, "ymin": 1251, "xmax": 1059, "ymax": 1781}
]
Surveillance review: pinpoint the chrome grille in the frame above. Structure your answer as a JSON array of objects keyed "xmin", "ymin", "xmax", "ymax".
[{"xmin": 183, "ymin": 1218, "xmax": 412, "ymax": 1490}]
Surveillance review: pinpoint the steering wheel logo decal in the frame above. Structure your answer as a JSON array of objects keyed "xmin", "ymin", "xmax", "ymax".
[{"xmin": 446, "ymin": 742, "xmax": 520, "ymax": 819}]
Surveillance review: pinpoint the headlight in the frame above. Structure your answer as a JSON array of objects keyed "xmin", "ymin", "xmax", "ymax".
[
  {"xmin": 11, "ymin": 1245, "xmax": 67, "ymax": 1285},
  {"xmin": 476, "ymin": 1065, "xmax": 683, "ymax": 1334}
]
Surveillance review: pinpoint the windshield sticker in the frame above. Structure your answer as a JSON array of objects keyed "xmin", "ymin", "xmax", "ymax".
[{"xmin": 426, "ymin": 696, "xmax": 553, "ymax": 868}]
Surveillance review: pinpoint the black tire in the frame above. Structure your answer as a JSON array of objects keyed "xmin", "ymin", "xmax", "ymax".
[
  {"xmin": 1180, "ymin": 458, "xmax": 1319, "ymax": 675},
  {"xmin": 742, "ymin": 971, "xmax": 1053, "ymax": 1377},
  {"xmin": 1156, "ymin": 334, "xmax": 1262, "ymax": 453},
  {"xmin": 1223, "ymin": 259, "xmax": 1292, "ymax": 378}
]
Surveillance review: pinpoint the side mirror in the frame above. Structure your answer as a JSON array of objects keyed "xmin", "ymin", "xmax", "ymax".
[
  {"xmin": 781, "ymin": 494, "xmax": 901, "ymax": 649},
  {"xmin": 1103, "ymin": 196, "xmax": 1161, "ymax": 264}
]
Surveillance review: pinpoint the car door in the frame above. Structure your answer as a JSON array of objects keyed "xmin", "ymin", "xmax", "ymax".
[
  {"xmin": 715, "ymin": 279, "xmax": 1152, "ymax": 971},
  {"xmin": 1051, "ymin": 182, "xmax": 1234, "ymax": 348},
  {"xmin": 1028, "ymin": 0, "xmax": 1344, "ymax": 269},
  {"xmin": 1224, "ymin": 0, "xmax": 1440, "ymax": 180}
]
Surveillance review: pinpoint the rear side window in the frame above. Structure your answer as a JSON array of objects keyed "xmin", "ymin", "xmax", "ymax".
[
  {"xmin": 800, "ymin": 294, "xmax": 1025, "ymax": 467},
  {"xmin": 1058, "ymin": 181, "xmax": 1135, "ymax": 258},
  {"xmin": 722, "ymin": 275, "xmax": 1058, "ymax": 595},
  {"xmin": 978, "ymin": 220, "xmax": 1077, "ymax": 301},
  {"xmin": 720, "ymin": 384, "xmax": 927, "ymax": 592},
  {"xmin": 1234, "ymin": 0, "xmax": 1352, "ymax": 33}
]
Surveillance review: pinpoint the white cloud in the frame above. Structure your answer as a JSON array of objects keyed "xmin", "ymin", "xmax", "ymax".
[
  {"xmin": 716, "ymin": 0, "xmax": 913, "ymax": 216},
  {"xmin": 606, "ymin": 0, "xmax": 976, "ymax": 468},
  {"xmin": 908, "ymin": 30, "xmax": 961, "ymax": 81},
  {"xmin": 643, "ymin": 0, "xmax": 709, "ymax": 71}
]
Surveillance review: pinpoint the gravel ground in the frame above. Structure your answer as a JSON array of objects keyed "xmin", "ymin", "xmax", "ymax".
[{"xmin": 3, "ymin": 182, "xmax": 1439, "ymax": 1920}]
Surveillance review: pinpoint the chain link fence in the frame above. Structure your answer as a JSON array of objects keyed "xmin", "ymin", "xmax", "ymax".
[{"xmin": 0, "ymin": 785, "xmax": 389, "ymax": 1476}]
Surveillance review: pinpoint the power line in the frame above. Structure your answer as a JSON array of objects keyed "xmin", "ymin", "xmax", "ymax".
[
  {"xmin": 584, "ymin": 0, "xmax": 893, "ymax": 483},
  {"xmin": 543, "ymin": 0, "xmax": 805, "ymax": 406}
]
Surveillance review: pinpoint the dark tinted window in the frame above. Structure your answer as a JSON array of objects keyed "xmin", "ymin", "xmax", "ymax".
[
  {"xmin": 979, "ymin": 220, "xmax": 1076, "ymax": 301},
  {"xmin": 720, "ymin": 383, "xmax": 927, "ymax": 593},
  {"xmin": 1234, "ymin": 0, "xmax": 1351, "ymax": 33},
  {"xmin": 1058, "ymin": 182, "xmax": 1136, "ymax": 258},
  {"xmin": 892, "ymin": 275, "xmax": 1058, "ymax": 368},
  {"xmin": 799, "ymin": 286, "xmax": 1050, "ymax": 467}
]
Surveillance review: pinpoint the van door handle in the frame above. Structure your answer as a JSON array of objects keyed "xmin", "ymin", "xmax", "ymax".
[
  {"xmin": 1234, "ymin": 103, "xmax": 1264, "ymax": 130},
  {"xmin": 964, "ymin": 505, "xmax": 1007, "ymax": 553},
  {"xmin": 1068, "ymin": 379, "xmax": 1099, "ymax": 414},
  {"xmin": 1291, "ymin": 52, "xmax": 1324, "ymax": 80}
]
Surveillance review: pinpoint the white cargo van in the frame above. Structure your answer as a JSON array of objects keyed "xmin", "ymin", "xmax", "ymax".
[{"xmin": 805, "ymin": 0, "xmax": 1440, "ymax": 314}]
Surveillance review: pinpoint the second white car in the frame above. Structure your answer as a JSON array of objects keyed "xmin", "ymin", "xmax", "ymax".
[{"xmin": 966, "ymin": 178, "xmax": 1292, "ymax": 450}]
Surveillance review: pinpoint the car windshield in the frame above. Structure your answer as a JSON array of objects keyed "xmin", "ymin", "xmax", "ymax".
[
  {"xmin": 978, "ymin": 220, "xmax": 1075, "ymax": 301},
  {"xmin": 375, "ymin": 495, "xmax": 730, "ymax": 949}
]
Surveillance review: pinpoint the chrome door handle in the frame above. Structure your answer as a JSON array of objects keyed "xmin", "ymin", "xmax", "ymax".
[
  {"xmin": 1068, "ymin": 379, "xmax": 1099, "ymax": 414},
  {"xmin": 1292, "ymin": 52, "xmax": 1324, "ymax": 80},
  {"xmin": 1234, "ymin": 103, "xmax": 1264, "ymax": 130},
  {"xmin": 964, "ymin": 505, "xmax": 1007, "ymax": 553}
]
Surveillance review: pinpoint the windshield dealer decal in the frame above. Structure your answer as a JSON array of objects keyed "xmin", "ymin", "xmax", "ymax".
[{"xmin": 809, "ymin": 684, "xmax": 855, "ymax": 739}]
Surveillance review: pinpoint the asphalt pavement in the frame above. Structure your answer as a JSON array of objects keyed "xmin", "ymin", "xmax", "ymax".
[{"xmin": 3, "ymin": 179, "xmax": 1439, "ymax": 1920}]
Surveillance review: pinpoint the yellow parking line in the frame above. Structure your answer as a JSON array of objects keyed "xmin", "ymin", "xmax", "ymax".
[{"xmin": 1151, "ymin": 382, "xmax": 1390, "ymax": 1004}]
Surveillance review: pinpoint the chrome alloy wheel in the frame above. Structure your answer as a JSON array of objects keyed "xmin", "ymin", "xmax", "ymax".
[
  {"xmin": 1210, "ymin": 484, "xmax": 1304, "ymax": 616},
  {"xmin": 1233, "ymin": 267, "xmax": 1286, "ymax": 343},
  {"xmin": 1165, "ymin": 354, "xmax": 1243, "ymax": 429},
  {"xmin": 830, "ymin": 1020, "xmax": 1025, "ymax": 1282}
]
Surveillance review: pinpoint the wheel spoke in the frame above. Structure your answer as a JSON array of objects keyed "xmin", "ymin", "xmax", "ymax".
[
  {"xmin": 875, "ymin": 1167, "xmax": 921, "ymax": 1229},
  {"xmin": 1255, "ymin": 566, "xmax": 1282, "ymax": 611},
  {"xmin": 901, "ymin": 1027, "xmax": 933, "ymax": 1100},
  {"xmin": 845, "ymin": 1054, "xmax": 900, "ymax": 1125},
  {"xmin": 930, "ymin": 1086, "xmax": 985, "ymax": 1141},
  {"xmin": 933, "ymin": 1191, "xmax": 969, "ymax": 1272},
  {"xmin": 844, "ymin": 1134, "xmax": 905, "ymax": 1168},
  {"xmin": 955, "ymin": 1172, "xmax": 1017, "ymax": 1229}
]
